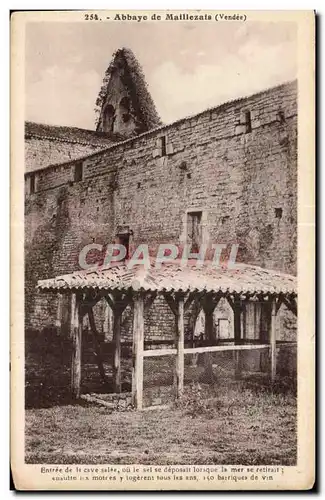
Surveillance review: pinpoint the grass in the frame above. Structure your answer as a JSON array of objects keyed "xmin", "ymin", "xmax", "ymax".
[
  {"xmin": 25, "ymin": 330, "xmax": 297, "ymax": 465},
  {"xmin": 25, "ymin": 382, "xmax": 297, "ymax": 465}
]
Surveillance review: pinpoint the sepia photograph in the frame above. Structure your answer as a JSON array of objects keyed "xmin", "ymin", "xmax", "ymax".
[{"xmin": 11, "ymin": 10, "xmax": 315, "ymax": 490}]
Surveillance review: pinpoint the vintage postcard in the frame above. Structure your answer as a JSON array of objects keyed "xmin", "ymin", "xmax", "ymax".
[{"xmin": 11, "ymin": 10, "xmax": 315, "ymax": 490}]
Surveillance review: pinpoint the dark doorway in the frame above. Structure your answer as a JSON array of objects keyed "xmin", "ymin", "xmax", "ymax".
[{"xmin": 117, "ymin": 233, "xmax": 130, "ymax": 260}]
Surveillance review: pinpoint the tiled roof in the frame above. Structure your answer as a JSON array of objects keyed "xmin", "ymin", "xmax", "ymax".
[
  {"xmin": 37, "ymin": 261, "xmax": 297, "ymax": 296},
  {"xmin": 25, "ymin": 121, "xmax": 115, "ymax": 147}
]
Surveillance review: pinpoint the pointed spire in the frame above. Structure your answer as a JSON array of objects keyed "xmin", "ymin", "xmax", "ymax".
[{"xmin": 95, "ymin": 48, "xmax": 161, "ymax": 137}]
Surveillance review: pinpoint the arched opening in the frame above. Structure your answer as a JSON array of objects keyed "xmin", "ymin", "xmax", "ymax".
[
  {"xmin": 119, "ymin": 96, "xmax": 131, "ymax": 124},
  {"xmin": 103, "ymin": 104, "xmax": 115, "ymax": 132}
]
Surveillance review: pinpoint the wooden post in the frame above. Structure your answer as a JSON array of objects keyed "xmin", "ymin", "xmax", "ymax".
[
  {"xmin": 71, "ymin": 293, "xmax": 83, "ymax": 399},
  {"xmin": 132, "ymin": 294, "xmax": 144, "ymax": 410},
  {"xmin": 88, "ymin": 308, "xmax": 110, "ymax": 388},
  {"xmin": 234, "ymin": 300, "xmax": 242, "ymax": 378},
  {"xmin": 105, "ymin": 292, "xmax": 131, "ymax": 394},
  {"xmin": 69, "ymin": 293, "xmax": 76, "ymax": 339},
  {"xmin": 190, "ymin": 303, "xmax": 201, "ymax": 367},
  {"xmin": 270, "ymin": 300, "xmax": 277, "ymax": 382},
  {"xmin": 103, "ymin": 301, "xmax": 112, "ymax": 342},
  {"xmin": 204, "ymin": 308, "xmax": 214, "ymax": 382},
  {"xmin": 260, "ymin": 301, "xmax": 272, "ymax": 372},
  {"xmin": 112, "ymin": 311, "xmax": 122, "ymax": 393},
  {"xmin": 175, "ymin": 297, "xmax": 185, "ymax": 398},
  {"xmin": 55, "ymin": 293, "xmax": 63, "ymax": 335},
  {"xmin": 205, "ymin": 310, "xmax": 215, "ymax": 345}
]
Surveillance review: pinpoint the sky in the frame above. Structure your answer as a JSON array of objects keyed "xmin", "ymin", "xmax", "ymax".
[{"xmin": 25, "ymin": 21, "xmax": 297, "ymax": 130}]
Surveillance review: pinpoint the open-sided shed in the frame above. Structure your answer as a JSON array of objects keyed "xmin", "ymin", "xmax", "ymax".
[{"xmin": 37, "ymin": 261, "xmax": 297, "ymax": 409}]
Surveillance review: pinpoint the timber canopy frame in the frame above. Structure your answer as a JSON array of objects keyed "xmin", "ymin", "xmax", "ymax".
[{"xmin": 38, "ymin": 261, "xmax": 297, "ymax": 410}]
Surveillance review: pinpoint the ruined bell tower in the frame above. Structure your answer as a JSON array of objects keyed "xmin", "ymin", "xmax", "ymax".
[{"xmin": 95, "ymin": 48, "xmax": 161, "ymax": 138}]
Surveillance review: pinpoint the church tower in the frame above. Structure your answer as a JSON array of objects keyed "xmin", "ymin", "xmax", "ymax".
[{"xmin": 95, "ymin": 48, "xmax": 161, "ymax": 138}]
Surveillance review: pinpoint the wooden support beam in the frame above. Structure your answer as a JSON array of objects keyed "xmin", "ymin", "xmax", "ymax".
[
  {"xmin": 202, "ymin": 293, "xmax": 222, "ymax": 316},
  {"xmin": 118, "ymin": 293, "xmax": 133, "ymax": 314},
  {"xmin": 202, "ymin": 296, "xmax": 217, "ymax": 382},
  {"xmin": 233, "ymin": 298, "xmax": 242, "ymax": 378},
  {"xmin": 104, "ymin": 291, "xmax": 133, "ymax": 393},
  {"xmin": 55, "ymin": 293, "xmax": 63, "ymax": 335},
  {"xmin": 189, "ymin": 299, "xmax": 202, "ymax": 348},
  {"xmin": 82, "ymin": 292, "xmax": 102, "ymax": 312},
  {"xmin": 143, "ymin": 348, "xmax": 177, "ymax": 357},
  {"xmin": 161, "ymin": 292, "xmax": 185, "ymax": 396},
  {"xmin": 163, "ymin": 292, "xmax": 178, "ymax": 317},
  {"xmin": 226, "ymin": 294, "xmax": 244, "ymax": 314},
  {"xmin": 105, "ymin": 291, "xmax": 131, "ymax": 315},
  {"xmin": 259, "ymin": 301, "xmax": 272, "ymax": 372},
  {"xmin": 184, "ymin": 292, "xmax": 197, "ymax": 313},
  {"xmin": 200, "ymin": 293, "xmax": 222, "ymax": 383},
  {"xmin": 71, "ymin": 293, "xmax": 83, "ymax": 399},
  {"xmin": 281, "ymin": 296, "xmax": 297, "ymax": 317},
  {"xmin": 69, "ymin": 293, "xmax": 76, "ymax": 339},
  {"xmin": 234, "ymin": 301, "xmax": 241, "ymax": 343},
  {"xmin": 105, "ymin": 293, "xmax": 115, "ymax": 311},
  {"xmin": 103, "ymin": 300, "xmax": 112, "ymax": 342},
  {"xmin": 112, "ymin": 310, "xmax": 122, "ymax": 393},
  {"xmin": 275, "ymin": 296, "xmax": 283, "ymax": 315},
  {"xmin": 226, "ymin": 295, "xmax": 235, "ymax": 312},
  {"xmin": 204, "ymin": 309, "xmax": 215, "ymax": 345},
  {"xmin": 175, "ymin": 297, "xmax": 185, "ymax": 398},
  {"xmin": 203, "ymin": 313, "xmax": 214, "ymax": 382},
  {"xmin": 87, "ymin": 308, "xmax": 110, "ymax": 388},
  {"xmin": 142, "ymin": 344, "xmax": 272, "ymax": 356},
  {"xmin": 132, "ymin": 294, "xmax": 144, "ymax": 410},
  {"xmin": 184, "ymin": 344, "xmax": 270, "ymax": 354},
  {"xmin": 270, "ymin": 300, "xmax": 277, "ymax": 383}
]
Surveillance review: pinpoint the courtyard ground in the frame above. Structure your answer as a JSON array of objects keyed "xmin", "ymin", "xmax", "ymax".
[
  {"xmin": 25, "ymin": 329, "xmax": 297, "ymax": 465},
  {"xmin": 25, "ymin": 382, "xmax": 296, "ymax": 465}
]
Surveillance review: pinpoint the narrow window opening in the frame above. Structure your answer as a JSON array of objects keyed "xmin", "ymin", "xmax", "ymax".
[
  {"xmin": 117, "ymin": 234, "xmax": 130, "ymax": 260},
  {"xmin": 104, "ymin": 104, "xmax": 115, "ymax": 132},
  {"xmin": 74, "ymin": 162, "xmax": 83, "ymax": 182},
  {"xmin": 120, "ymin": 97, "xmax": 131, "ymax": 124},
  {"xmin": 187, "ymin": 211, "xmax": 202, "ymax": 254},
  {"xmin": 245, "ymin": 111, "xmax": 252, "ymax": 133},
  {"xmin": 275, "ymin": 207, "xmax": 283, "ymax": 219},
  {"xmin": 120, "ymin": 97, "xmax": 129, "ymax": 108},
  {"xmin": 30, "ymin": 174, "xmax": 35, "ymax": 194},
  {"xmin": 160, "ymin": 136, "xmax": 167, "ymax": 156}
]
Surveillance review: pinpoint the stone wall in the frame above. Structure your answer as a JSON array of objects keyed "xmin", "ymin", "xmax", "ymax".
[
  {"xmin": 25, "ymin": 171, "xmax": 116, "ymax": 329},
  {"xmin": 25, "ymin": 81, "xmax": 297, "ymax": 338},
  {"xmin": 25, "ymin": 137, "xmax": 106, "ymax": 175}
]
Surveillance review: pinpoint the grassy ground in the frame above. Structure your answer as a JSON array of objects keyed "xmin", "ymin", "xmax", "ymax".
[
  {"xmin": 25, "ymin": 381, "xmax": 297, "ymax": 465},
  {"xmin": 25, "ymin": 330, "xmax": 297, "ymax": 465}
]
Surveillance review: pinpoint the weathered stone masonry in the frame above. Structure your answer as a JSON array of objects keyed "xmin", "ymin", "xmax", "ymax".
[
  {"xmin": 25, "ymin": 122, "xmax": 115, "ymax": 173},
  {"xmin": 25, "ymin": 80, "xmax": 297, "ymax": 344}
]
